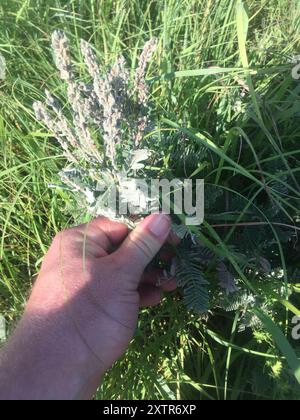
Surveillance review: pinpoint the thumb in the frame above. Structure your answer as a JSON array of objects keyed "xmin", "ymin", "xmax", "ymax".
[{"xmin": 115, "ymin": 213, "xmax": 171, "ymax": 278}]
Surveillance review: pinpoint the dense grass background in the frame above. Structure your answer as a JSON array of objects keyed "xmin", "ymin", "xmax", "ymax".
[{"xmin": 1, "ymin": 0, "xmax": 300, "ymax": 399}]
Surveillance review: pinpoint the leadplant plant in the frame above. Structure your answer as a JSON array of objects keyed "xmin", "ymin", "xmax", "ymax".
[
  {"xmin": 33, "ymin": 30, "xmax": 157, "ymax": 223},
  {"xmin": 33, "ymin": 32, "xmax": 290, "ymax": 327}
]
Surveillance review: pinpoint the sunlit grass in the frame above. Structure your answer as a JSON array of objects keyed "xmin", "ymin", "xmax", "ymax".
[{"xmin": 1, "ymin": 0, "xmax": 300, "ymax": 400}]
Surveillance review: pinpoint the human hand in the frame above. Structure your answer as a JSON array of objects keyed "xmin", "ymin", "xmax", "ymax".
[{"xmin": 0, "ymin": 214, "xmax": 177, "ymax": 400}]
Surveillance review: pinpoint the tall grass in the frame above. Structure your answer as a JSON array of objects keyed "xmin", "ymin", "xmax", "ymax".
[{"xmin": 1, "ymin": 0, "xmax": 300, "ymax": 399}]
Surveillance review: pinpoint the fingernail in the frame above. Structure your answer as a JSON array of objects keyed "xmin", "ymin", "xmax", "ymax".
[{"xmin": 142, "ymin": 214, "xmax": 171, "ymax": 239}]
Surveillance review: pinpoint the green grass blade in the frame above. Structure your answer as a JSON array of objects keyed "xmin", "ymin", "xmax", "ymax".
[{"xmin": 253, "ymin": 308, "xmax": 300, "ymax": 385}]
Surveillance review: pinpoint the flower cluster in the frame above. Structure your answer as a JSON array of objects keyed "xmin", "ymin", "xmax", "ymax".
[{"xmin": 34, "ymin": 31, "xmax": 157, "ymax": 220}]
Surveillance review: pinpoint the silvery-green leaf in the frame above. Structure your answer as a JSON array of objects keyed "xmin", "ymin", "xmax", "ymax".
[
  {"xmin": 119, "ymin": 178, "xmax": 149, "ymax": 213},
  {"xmin": 129, "ymin": 149, "xmax": 151, "ymax": 170}
]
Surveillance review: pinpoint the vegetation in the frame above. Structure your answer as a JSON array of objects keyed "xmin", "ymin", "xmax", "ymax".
[{"xmin": 1, "ymin": 0, "xmax": 300, "ymax": 400}]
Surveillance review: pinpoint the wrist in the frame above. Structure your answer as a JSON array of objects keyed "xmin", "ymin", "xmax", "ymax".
[{"xmin": 0, "ymin": 308, "xmax": 106, "ymax": 400}]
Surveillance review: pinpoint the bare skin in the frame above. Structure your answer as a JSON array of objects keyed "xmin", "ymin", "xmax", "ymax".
[{"xmin": 0, "ymin": 213, "xmax": 177, "ymax": 400}]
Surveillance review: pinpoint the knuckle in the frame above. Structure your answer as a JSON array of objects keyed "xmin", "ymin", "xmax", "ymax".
[
  {"xmin": 53, "ymin": 228, "xmax": 77, "ymax": 244},
  {"xmin": 52, "ymin": 229, "xmax": 83, "ymax": 259}
]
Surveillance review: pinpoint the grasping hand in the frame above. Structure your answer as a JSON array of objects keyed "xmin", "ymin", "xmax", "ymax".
[{"xmin": 0, "ymin": 214, "xmax": 178, "ymax": 400}]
